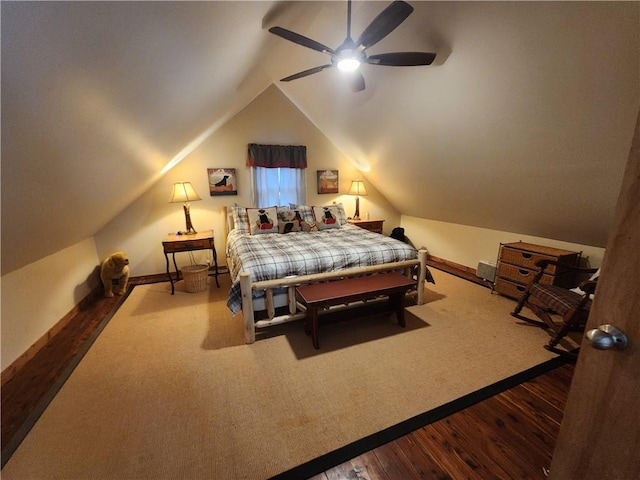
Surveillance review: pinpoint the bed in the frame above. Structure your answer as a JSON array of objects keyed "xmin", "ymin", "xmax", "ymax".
[{"xmin": 224, "ymin": 204, "xmax": 427, "ymax": 343}]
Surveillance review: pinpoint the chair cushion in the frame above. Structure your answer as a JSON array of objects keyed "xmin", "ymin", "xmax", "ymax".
[{"xmin": 531, "ymin": 284, "xmax": 592, "ymax": 316}]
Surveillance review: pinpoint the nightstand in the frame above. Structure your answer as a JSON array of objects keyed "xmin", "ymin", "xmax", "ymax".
[
  {"xmin": 162, "ymin": 230, "xmax": 219, "ymax": 294},
  {"xmin": 347, "ymin": 219, "xmax": 385, "ymax": 234}
]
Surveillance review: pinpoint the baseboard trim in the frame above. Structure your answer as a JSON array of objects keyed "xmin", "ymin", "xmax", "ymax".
[
  {"xmin": 1, "ymin": 285, "xmax": 103, "ymax": 388},
  {"xmin": 427, "ymin": 254, "xmax": 493, "ymax": 289},
  {"xmin": 1, "ymin": 268, "xmax": 230, "ymax": 386}
]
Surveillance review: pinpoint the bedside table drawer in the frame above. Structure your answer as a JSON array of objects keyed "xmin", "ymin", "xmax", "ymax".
[
  {"xmin": 347, "ymin": 219, "xmax": 384, "ymax": 233},
  {"xmin": 163, "ymin": 238, "xmax": 211, "ymax": 252}
]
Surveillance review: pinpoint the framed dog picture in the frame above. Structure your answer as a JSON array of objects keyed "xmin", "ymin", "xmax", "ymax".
[
  {"xmin": 208, "ymin": 168, "xmax": 237, "ymax": 196},
  {"xmin": 317, "ymin": 169, "xmax": 339, "ymax": 194}
]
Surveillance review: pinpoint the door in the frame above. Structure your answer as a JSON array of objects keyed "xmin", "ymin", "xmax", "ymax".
[{"xmin": 549, "ymin": 111, "xmax": 640, "ymax": 478}]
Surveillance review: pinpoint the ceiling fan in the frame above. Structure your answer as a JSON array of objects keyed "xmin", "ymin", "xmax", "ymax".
[{"xmin": 268, "ymin": 0, "xmax": 436, "ymax": 92}]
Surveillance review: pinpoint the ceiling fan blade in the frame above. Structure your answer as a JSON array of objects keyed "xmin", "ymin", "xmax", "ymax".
[
  {"xmin": 281, "ymin": 64, "xmax": 333, "ymax": 82},
  {"xmin": 367, "ymin": 51, "xmax": 436, "ymax": 66},
  {"xmin": 356, "ymin": 1, "xmax": 414, "ymax": 50},
  {"xmin": 269, "ymin": 26, "xmax": 335, "ymax": 55},
  {"xmin": 347, "ymin": 71, "xmax": 366, "ymax": 92}
]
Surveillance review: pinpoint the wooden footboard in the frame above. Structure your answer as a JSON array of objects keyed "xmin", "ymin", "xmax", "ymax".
[{"xmin": 240, "ymin": 249, "xmax": 428, "ymax": 343}]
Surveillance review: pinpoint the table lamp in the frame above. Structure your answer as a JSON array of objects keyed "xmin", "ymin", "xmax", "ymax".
[
  {"xmin": 348, "ymin": 179, "xmax": 367, "ymax": 220},
  {"xmin": 170, "ymin": 181, "xmax": 201, "ymax": 234}
]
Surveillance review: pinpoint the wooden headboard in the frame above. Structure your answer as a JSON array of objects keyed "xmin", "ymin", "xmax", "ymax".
[{"xmin": 222, "ymin": 205, "xmax": 234, "ymax": 239}]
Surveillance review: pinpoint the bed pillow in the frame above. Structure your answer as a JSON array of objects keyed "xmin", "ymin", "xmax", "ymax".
[
  {"xmin": 312, "ymin": 205, "xmax": 341, "ymax": 229},
  {"xmin": 278, "ymin": 206, "xmax": 313, "ymax": 232},
  {"xmin": 276, "ymin": 208, "xmax": 300, "ymax": 232},
  {"xmin": 246, "ymin": 206, "xmax": 279, "ymax": 235},
  {"xmin": 333, "ymin": 202, "xmax": 348, "ymax": 225},
  {"xmin": 298, "ymin": 202, "xmax": 346, "ymax": 225},
  {"xmin": 231, "ymin": 204, "xmax": 250, "ymax": 234},
  {"xmin": 278, "ymin": 219, "xmax": 300, "ymax": 234},
  {"xmin": 276, "ymin": 207, "xmax": 294, "ymax": 222},
  {"xmin": 288, "ymin": 204, "xmax": 315, "ymax": 224}
]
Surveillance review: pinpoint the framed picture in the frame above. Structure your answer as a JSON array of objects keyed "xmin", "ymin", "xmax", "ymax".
[
  {"xmin": 317, "ymin": 169, "xmax": 339, "ymax": 194},
  {"xmin": 208, "ymin": 168, "xmax": 237, "ymax": 196}
]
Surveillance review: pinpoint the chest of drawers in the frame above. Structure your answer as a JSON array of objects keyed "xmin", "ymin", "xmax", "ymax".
[{"xmin": 495, "ymin": 242, "xmax": 580, "ymax": 300}]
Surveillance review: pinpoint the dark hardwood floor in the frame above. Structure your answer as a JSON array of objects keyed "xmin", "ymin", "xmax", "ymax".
[
  {"xmin": 0, "ymin": 275, "xmax": 152, "ymax": 460},
  {"xmin": 312, "ymin": 363, "xmax": 574, "ymax": 480},
  {"xmin": 1, "ymin": 272, "xmax": 574, "ymax": 478}
]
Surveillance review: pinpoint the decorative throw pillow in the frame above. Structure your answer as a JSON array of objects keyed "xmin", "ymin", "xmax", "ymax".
[
  {"xmin": 288, "ymin": 204, "xmax": 315, "ymax": 224},
  {"xmin": 277, "ymin": 207, "xmax": 294, "ymax": 222},
  {"xmin": 301, "ymin": 221, "xmax": 318, "ymax": 232},
  {"xmin": 246, "ymin": 206, "xmax": 279, "ymax": 235},
  {"xmin": 278, "ymin": 219, "xmax": 300, "ymax": 234},
  {"xmin": 232, "ymin": 204, "xmax": 250, "ymax": 234},
  {"xmin": 276, "ymin": 208, "xmax": 299, "ymax": 231},
  {"xmin": 312, "ymin": 205, "xmax": 341, "ymax": 229}
]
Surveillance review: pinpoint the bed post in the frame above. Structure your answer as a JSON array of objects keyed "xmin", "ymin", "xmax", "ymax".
[
  {"xmin": 240, "ymin": 272, "xmax": 256, "ymax": 343},
  {"xmin": 222, "ymin": 205, "xmax": 229, "ymax": 239},
  {"xmin": 417, "ymin": 249, "xmax": 427, "ymax": 305}
]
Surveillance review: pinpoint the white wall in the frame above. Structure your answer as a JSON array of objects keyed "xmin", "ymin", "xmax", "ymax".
[
  {"xmin": 1, "ymin": 238, "xmax": 100, "ymax": 369},
  {"xmin": 402, "ymin": 215, "xmax": 606, "ymax": 271},
  {"xmin": 94, "ymin": 85, "xmax": 401, "ymax": 277}
]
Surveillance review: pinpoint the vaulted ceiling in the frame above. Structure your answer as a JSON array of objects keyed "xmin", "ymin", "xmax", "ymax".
[{"xmin": 2, "ymin": 1, "xmax": 638, "ymax": 275}]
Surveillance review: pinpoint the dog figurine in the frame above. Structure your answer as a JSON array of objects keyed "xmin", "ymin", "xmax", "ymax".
[{"xmin": 100, "ymin": 252, "xmax": 130, "ymax": 297}]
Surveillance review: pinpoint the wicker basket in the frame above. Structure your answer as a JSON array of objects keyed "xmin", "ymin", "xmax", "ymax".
[{"xmin": 181, "ymin": 265, "xmax": 209, "ymax": 293}]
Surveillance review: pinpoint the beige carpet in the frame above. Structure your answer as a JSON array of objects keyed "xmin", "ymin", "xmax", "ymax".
[{"xmin": 2, "ymin": 270, "xmax": 564, "ymax": 479}]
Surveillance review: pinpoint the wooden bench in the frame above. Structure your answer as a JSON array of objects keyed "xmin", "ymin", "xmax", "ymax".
[{"xmin": 296, "ymin": 272, "xmax": 416, "ymax": 349}]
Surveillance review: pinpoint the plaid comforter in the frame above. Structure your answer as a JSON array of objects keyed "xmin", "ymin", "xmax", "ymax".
[{"xmin": 226, "ymin": 224, "xmax": 417, "ymax": 313}]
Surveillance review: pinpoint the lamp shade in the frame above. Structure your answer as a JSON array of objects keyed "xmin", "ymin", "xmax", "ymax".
[
  {"xmin": 348, "ymin": 180, "xmax": 367, "ymax": 197},
  {"xmin": 170, "ymin": 182, "xmax": 201, "ymax": 203}
]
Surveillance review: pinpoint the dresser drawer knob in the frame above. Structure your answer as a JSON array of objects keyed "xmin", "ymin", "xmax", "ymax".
[
  {"xmin": 518, "ymin": 269, "xmax": 530, "ymax": 276},
  {"xmin": 521, "ymin": 253, "xmax": 533, "ymax": 259}
]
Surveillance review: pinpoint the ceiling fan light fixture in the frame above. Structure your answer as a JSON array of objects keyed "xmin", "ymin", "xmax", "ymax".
[
  {"xmin": 269, "ymin": 0, "xmax": 436, "ymax": 90},
  {"xmin": 337, "ymin": 57, "xmax": 360, "ymax": 72}
]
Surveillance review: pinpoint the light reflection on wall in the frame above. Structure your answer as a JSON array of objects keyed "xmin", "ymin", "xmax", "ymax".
[
  {"xmin": 71, "ymin": 78, "xmax": 230, "ymax": 180},
  {"xmin": 160, "ymin": 121, "xmax": 224, "ymax": 174},
  {"xmin": 72, "ymin": 82, "xmax": 167, "ymax": 173},
  {"xmin": 349, "ymin": 155, "xmax": 371, "ymax": 172}
]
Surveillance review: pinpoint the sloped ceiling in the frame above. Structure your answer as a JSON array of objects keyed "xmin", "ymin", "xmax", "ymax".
[{"xmin": 2, "ymin": 1, "xmax": 638, "ymax": 275}]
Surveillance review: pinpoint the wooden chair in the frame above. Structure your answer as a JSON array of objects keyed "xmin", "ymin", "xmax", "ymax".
[{"xmin": 511, "ymin": 259, "xmax": 599, "ymax": 358}]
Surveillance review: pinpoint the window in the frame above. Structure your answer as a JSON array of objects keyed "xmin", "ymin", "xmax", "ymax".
[
  {"xmin": 247, "ymin": 143, "xmax": 307, "ymax": 207},
  {"xmin": 251, "ymin": 166, "xmax": 306, "ymax": 207}
]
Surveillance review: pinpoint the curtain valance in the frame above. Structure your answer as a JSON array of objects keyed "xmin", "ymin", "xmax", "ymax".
[{"xmin": 247, "ymin": 143, "xmax": 307, "ymax": 169}]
